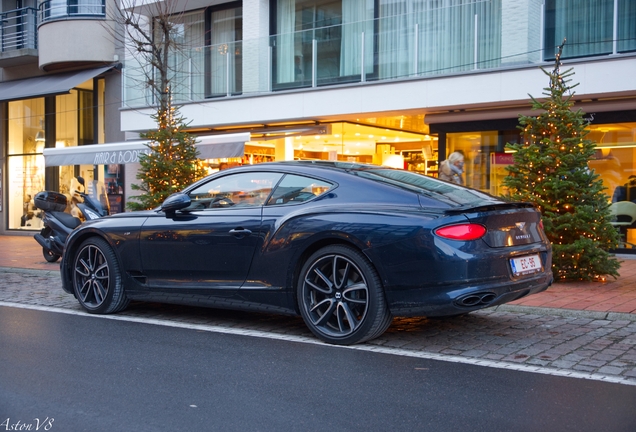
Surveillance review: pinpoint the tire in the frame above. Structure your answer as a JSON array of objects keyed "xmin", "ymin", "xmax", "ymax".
[
  {"xmin": 43, "ymin": 247, "xmax": 61, "ymax": 263},
  {"xmin": 297, "ymin": 245, "xmax": 392, "ymax": 345},
  {"xmin": 71, "ymin": 237, "xmax": 129, "ymax": 314}
]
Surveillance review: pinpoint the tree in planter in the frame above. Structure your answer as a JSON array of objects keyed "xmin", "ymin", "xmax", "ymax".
[
  {"xmin": 110, "ymin": 1, "xmax": 207, "ymax": 210},
  {"xmin": 502, "ymin": 41, "xmax": 620, "ymax": 281},
  {"xmin": 127, "ymin": 97, "xmax": 207, "ymax": 210}
]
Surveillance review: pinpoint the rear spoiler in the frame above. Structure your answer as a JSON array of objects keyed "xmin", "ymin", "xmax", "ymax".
[{"xmin": 442, "ymin": 201, "xmax": 537, "ymax": 216}]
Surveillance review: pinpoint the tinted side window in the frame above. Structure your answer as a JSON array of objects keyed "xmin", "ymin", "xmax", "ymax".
[
  {"xmin": 266, "ymin": 174, "xmax": 333, "ymax": 206},
  {"xmin": 187, "ymin": 172, "xmax": 283, "ymax": 210},
  {"xmin": 357, "ymin": 169, "xmax": 498, "ymax": 207}
]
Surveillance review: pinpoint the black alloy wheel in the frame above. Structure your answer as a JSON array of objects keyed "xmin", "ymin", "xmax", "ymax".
[
  {"xmin": 298, "ymin": 245, "xmax": 392, "ymax": 345},
  {"xmin": 43, "ymin": 247, "xmax": 61, "ymax": 263},
  {"xmin": 72, "ymin": 237, "xmax": 129, "ymax": 314}
]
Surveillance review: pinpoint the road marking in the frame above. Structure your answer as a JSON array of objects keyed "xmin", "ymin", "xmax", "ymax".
[{"xmin": 2, "ymin": 301, "xmax": 635, "ymax": 387}]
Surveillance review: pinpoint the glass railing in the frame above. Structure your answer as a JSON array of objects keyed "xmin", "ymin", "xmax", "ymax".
[
  {"xmin": 121, "ymin": 1, "xmax": 522, "ymax": 107},
  {"xmin": 0, "ymin": 7, "xmax": 37, "ymax": 51},
  {"xmin": 122, "ymin": 0, "xmax": 636, "ymax": 108},
  {"xmin": 38, "ymin": 0, "xmax": 105, "ymax": 24}
]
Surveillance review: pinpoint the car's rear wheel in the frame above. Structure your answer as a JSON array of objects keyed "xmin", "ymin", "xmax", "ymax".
[
  {"xmin": 72, "ymin": 237, "xmax": 129, "ymax": 314},
  {"xmin": 298, "ymin": 245, "xmax": 392, "ymax": 345}
]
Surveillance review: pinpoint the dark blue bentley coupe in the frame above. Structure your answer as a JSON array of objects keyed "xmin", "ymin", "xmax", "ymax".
[{"xmin": 60, "ymin": 161, "xmax": 552, "ymax": 345}]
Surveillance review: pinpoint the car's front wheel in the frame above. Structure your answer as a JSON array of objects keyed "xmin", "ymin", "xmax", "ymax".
[
  {"xmin": 72, "ymin": 237, "xmax": 129, "ymax": 314},
  {"xmin": 297, "ymin": 245, "xmax": 392, "ymax": 345}
]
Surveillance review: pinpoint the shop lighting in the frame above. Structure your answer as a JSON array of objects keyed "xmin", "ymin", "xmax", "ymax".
[{"xmin": 595, "ymin": 143, "xmax": 636, "ymax": 149}]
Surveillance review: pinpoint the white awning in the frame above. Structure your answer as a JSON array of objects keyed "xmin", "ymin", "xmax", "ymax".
[{"xmin": 43, "ymin": 133, "xmax": 250, "ymax": 167}]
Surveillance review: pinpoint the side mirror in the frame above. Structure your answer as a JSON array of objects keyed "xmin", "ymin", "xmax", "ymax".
[
  {"xmin": 161, "ymin": 193, "xmax": 191, "ymax": 217},
  {"xmin": 77, "ymin": 176, "xmax": 85, "ymax": 186}
]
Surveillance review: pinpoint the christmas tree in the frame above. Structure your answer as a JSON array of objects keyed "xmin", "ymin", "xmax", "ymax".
[
  {"xmin": 127, "ymin": 94, "xmax": 207, "ymax": 211},
  {"xmin": 502, "ymin": 41, "xmax": 620, "ymax": 281}
]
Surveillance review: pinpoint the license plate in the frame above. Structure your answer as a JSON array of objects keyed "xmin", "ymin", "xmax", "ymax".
[{"xmin": 510, "ymin": 254, "xmax": 542, "ymax": 276}]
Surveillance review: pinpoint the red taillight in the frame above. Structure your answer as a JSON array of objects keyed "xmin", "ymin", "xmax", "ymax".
[
  {"xmin": 434, "ymin": 223, "xmax": 487, "ymax": 241},
  {"xmin": 539, "ymin": 219, "xmax": 545, "ymax": 231}
]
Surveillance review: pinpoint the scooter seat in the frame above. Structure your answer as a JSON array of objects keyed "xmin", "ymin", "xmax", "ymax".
[{"xmin": 51, "ymin": 211, "xmax": 82, "ymax": 229}]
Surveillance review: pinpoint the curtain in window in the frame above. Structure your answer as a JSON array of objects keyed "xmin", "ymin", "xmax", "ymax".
[
  {"xmin": 210, "ymin": 8, "xmax": 239, "ymax": 95},
  {"xmin": 378, "ymin": 0, "xmax": 500, "ymax": 80},
  {"xmin": 548, "ymin": 0, "xmax": 613, "ymax": 58},
  {"xmin": 48, "ymin": 0, "xmax": 66, "ymax": 17},
  {"xmin": 339, "ymin": 0, "xmax": 374, "ymax": 77},
  {"xmin": 475, "ymin": 0, "xmax": 501, "ymax": 70},
  {"xmin": 377, "ymin": 0, "xmax": 412, "ymax": 80},
  {"xmin": 618, "ymin": 0, "xmax": 636, "ymax": 53},
  {"xmin": 78, "ymin": 0, "xmax": 103, "ymax": 15},
  {"xmin": 276, "ymin": 0, "xmax": 296, "ymax": 84},
  {"xmin": 170, "ymin": 11, "xmax": 205, "ymax": 101}
]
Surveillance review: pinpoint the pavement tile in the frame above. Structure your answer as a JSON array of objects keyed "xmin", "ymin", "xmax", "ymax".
[
  {"xmin": 573, "ymin": 365, "xmax": 597, "ymax": 372},
  {"xmin": 597, "ymin": 366, "xmax": 625, "ymax": 375}
]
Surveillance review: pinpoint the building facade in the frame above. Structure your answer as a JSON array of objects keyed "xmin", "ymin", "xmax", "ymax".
[
  {"xmin": 119, "ymin": 0, "xmax": 636, "ymax": 200},
  {"xmin": 0, "ymin": 0, "xmax": 123, "ymax": 234},
  {"xmin": 2, "ymin": 0, "xmax": 636, "ymax": 241}
]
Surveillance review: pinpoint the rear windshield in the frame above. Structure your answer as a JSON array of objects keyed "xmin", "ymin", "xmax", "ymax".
[{"xmin": 355, "ymin": 169, "xmax": 501, "ymax": 206}]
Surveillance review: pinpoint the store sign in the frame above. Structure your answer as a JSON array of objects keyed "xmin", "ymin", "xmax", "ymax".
[
  {"xmin": 492, "ymin": 153, "xmax": 514, "ymax": 166},
  {"xmin": 43, "ymin": 133, "xmax": 250, "ymax": 167},
  {"xmin": 93, "ymin": 148, "xmax": 151, "ymax": 165}
]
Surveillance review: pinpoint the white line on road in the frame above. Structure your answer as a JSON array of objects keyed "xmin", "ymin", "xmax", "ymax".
[{"xmin": 2, "ymin": 300, "xmax": 634, "ymax": 387}]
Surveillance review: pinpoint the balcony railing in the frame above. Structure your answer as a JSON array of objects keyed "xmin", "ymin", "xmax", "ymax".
[
  {"xmin": 38, "ymin": 0, "xmax": 106, "ymax": 24},
  {"xmin": 123, "ymin": 7, "xmax": 517, "ymax": 107},
  {"xmin": 1, "ymin": 7, "xmax": 37, "ymax": 52},
  {"xmin": 121, "ymin": 0, "xmax": 636, "ymax": 108}
]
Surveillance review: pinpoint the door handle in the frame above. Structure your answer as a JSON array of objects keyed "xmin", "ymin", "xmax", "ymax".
[{"xmin": 229, "ymin": 228, "xmax": 252, "ymax": 237}]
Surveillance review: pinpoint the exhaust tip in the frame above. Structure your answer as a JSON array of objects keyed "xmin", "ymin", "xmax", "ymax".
[{"xmin": 456, "ymin": 292, "xmax": 497, "ymax": 307}]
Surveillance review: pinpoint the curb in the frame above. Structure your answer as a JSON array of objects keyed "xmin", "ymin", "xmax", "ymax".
[
  {"xmin": 2, "ymin": 266, "xmax": 635, "ymax": 322},
  {"xmin": 495, "ymin": 304, "xmax": 636, "ymax": 322},
  {"xmin": 0, "ymin": 267, "xmax": 60, "ymax": 276}
]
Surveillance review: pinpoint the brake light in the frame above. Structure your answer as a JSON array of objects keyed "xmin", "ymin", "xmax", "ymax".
[
  {"xmin": 539, "ymin": 219, "xmax": 544, "ymax": 232},
  {"xmin": 435, "ymin": 223, "xmax": 487, "ymax": 241}
]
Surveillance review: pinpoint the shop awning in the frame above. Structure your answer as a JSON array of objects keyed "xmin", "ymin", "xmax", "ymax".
[
  {"xmin": 42, "ymin": 133, "xmax": 250, "ymax": 167},
  {"xmin": 0, "ymin": 65, "xmax": 115, "ymax": 103}
]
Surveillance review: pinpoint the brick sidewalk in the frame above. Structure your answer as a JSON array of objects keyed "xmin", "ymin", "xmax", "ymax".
[
  {"xmin": 509, "ymin": 256, "xmax": 636, "ymax": 315},
  {"xmin": 1, "ymin": 234, "xmax": 635, "ymax": 315}
]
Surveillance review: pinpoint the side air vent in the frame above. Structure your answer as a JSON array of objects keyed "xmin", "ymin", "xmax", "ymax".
[{"xmin": 128, "ymin": 272, "xmax": 147, "ymax": 285}]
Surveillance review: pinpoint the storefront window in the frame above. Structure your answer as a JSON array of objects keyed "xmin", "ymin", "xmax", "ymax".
[
  {"xmin": 6, "ymin": 89, "xmax": 98, "ymax": 230},
  {"xmin": 446, "ymin": 131, "xmax": 502, "ymax": 194},
  {"xmin": 440, "ymin": 122, "xmax": 636, "ymax": 249},
  {"xmin": 588, "ymin": 122, "xmax": 636, "ymax": 203},
  {"xmin": 7, "ymin": 98, "xmax": 46, "ymax": 230}
]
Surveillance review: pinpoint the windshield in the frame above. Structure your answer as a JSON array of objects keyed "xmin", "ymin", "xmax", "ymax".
[{"xmin": 355, "ymin": 168, "xmax": 501, "ymax": 206}]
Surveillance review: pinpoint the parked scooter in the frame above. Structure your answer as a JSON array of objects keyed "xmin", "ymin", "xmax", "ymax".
[{"xmin": 33, "ymin": 177, "xmax": 110, "ymax": 263}]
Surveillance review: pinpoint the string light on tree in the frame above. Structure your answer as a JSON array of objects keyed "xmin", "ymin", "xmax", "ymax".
[
  {"xmin": 501, "ymin": 39, "xmax": 619, "ymax": 282},
  {"xmin": 127, "ymin": 89, "xmax": 207, "ymax": 211}
]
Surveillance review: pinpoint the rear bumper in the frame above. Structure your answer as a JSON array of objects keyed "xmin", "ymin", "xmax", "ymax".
[{"xmin": 385, "ymin": 270, "xmax": 553, "ymax": 317}]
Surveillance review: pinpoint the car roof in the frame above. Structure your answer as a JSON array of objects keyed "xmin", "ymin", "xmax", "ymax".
[{"xmin": 229, "ymin": 160, "xmax": 382, "ymax": 173}]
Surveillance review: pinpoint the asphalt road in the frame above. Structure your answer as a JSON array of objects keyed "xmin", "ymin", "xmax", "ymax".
[
  {"xmin": 1, "ymin": 306, "xmax": 635, "ymax": 432},
  {"xmin": 3, "ymin": 266, "xmax": 636, "ymax": 386}
]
